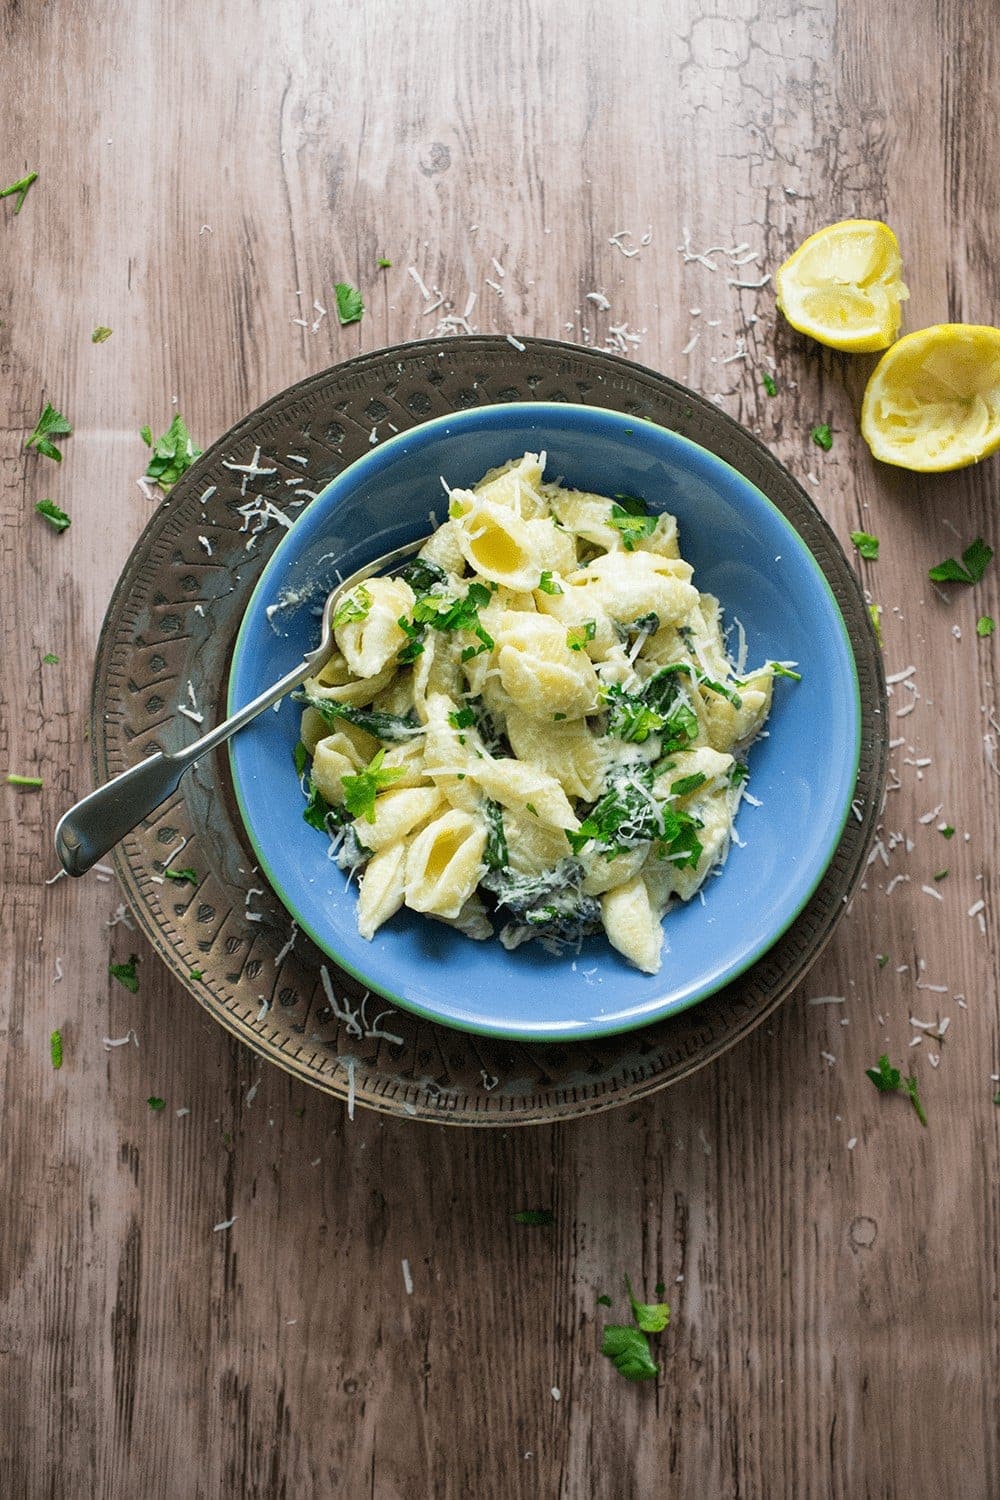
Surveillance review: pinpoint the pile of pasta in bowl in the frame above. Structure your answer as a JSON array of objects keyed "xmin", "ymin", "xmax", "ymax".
[{"xmin": 293, "ymin": 452, "xmax": 794, "ymax": 975}]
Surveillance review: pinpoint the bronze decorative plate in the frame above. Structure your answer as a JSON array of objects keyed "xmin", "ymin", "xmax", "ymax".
[{"xmin": 91, "ymin": 336, "xmax": 886, "ymax": 1125}]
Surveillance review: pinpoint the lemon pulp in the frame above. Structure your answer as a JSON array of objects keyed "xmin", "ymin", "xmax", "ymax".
[
  {"xmin": 861, "ymin": 324, "xmax": 1000, "ymax": 471},
  {"xmin": 775, "ymin": 220, "xmax": 908, "ymax": 352}
]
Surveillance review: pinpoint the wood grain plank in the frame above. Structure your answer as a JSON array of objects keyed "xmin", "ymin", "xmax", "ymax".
[{"xmin": 1, "ymin": 0, "xmax": 998, "ymax": 1496}]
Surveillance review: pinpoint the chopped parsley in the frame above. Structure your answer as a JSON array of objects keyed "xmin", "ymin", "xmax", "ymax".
[
  {"xmin": 377, "ymin": 257, "xmax": 392, "ymax": 269},
  {"xmin": 50, "ymin": 1029, "xmax": 63, "ymax": 1070},
  {"xmin": 728, "ymin": 761, "xmax": 749, "ymax": 786},
  {"xmin": 189, "ymin": 968, "xmax": 203, "ymax": 981},
  {"xmin": 850, "ymin": 531, "xmax": 879, "ymax": 560},
  {"xmin": 977, "ymin": 616, "xmax": 995, "ymax": 637},
  {"xmin": 341, "ymin": 748, "xmax": 405, "ymax": 823},
  {"xmin": 933, "ymin": 869, "xmax": 949, "ymax": 881},
  {"xmin": 42, "ymin": 652, "xmax": 59, "ymax": 665},
  {"xmin": 538, "ymin": 570, "xmax": 563, "ymax": 595},
  {"xmin": 596, "ymin": 1293, "xmax": 613, "ymax": 1308},
  {"xmin": 398, "ymin": 581, "xmax": 494, "ymax": 663},
  {"xmin": 109, "ymin": 954, "xmax": 140, "ymax": 993},
  {"xmin": 865, "ymin": 1053, "xmax": 927, "ymax": 1126},
  {"xmin": 91, "ymin": 326, "xmax": 113, "ymax": 343},
  {"xmin": 334, "ymin": 281, "xmax": 364, "ymax": 324},
  {"xmin": 928, "ymin": 537, "xmax": 993, "ymax": 585},
  {"xmin": 567, "ymin": 619, "xmax": 597, "ymax": 651},
  {"xmin": 1, "ymin": 170, "xmax": 37, "ymax": 213},
  {"xmin": 6, "ymin": 773, "xmax": 43, "ymax": 787},
  {"xmin": 868, "ymin": 603, "xmax": 883, "ymax": 646},
  {"xmin": 761, "ymin": 371, "xmax": 777, "ymax": 397},
  {"xmin": 600, "ymin": 1326, "xmax": 659, "ymax": 1382},
  {"xmin": 164, "ymin": 866, "xmax": 198, "ymax": 885},
  {"xmin": 939, "ymin": 825, "xmax": 955, "ymax": 839},
  {"xmin": 293, "ymin": 740, "xmax": 309, "ymax": 777},
  {"xmin": 876, "ymin": 953, "xmax": 890, "ymax": 968},
  {"xmin": 147, "ymin": 1096, "xmax": 166, "ymax": 1112},
  {"xmin": 448, "ymin": 706, "xmax": 476, "ymax": 730},
  {"xmin": 567, "ymin": 763, "xmax": 702, "ymax": 868},
  {"xmin": 25, "ymin": 402, "xmax": 72, "ymax": 462},
  {"xmin": 141, "ymin": 415, "xmax": 202, "ymax": 490},
  {"xmin": 332, "ymin": 585, "xmax": 372, "ymax": 628},
  {"xmin": 36, "ymin": 498, "xmax": 71, "ymax": 532},
  {"xmin": 810, "ymin": 423, "xmax": 833, "ymax": 451},
  {"xmin": 512, "ymin": 1209, "xmax": 555, "ymax": 1226},
  {"xmin": 625, "ymin": 1274, "xmax": 670, "ymax": 1333},
  {"xmin": 609, "ymin": 495, "xmax": 658, "ymax": 551},
  {"xmin": 483, "ymin": 800, "xmax": 508, "ymax": 871}
]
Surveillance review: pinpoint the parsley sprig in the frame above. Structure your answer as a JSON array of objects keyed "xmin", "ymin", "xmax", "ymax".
[
  {"xmin": 35, "ymin": 499, "xmax": 71, "ymax": 532},
  {"xmin": 25, "ymin": 402, "xmax": 72, "ymax": 462},
  {"xmin": 929, "ymin": 537, "xmax": 993, "ymax": 586},
  {"xmin": 600, "ymin": 1275, "xmax": 670, "ymax": 1382},
  {"xmin": 341, "ymin": 749, "xmax": 405, "ymax": 823},
  {"xmin": 334, "ymin": 282, "xmax": 364, "ymax": 324},
  {"xmin": 109, "ymin": 954, "xmax": 140, "ymax": 993},
  {"xmin": 865, "ymin": 1054, "xmax": 927, "ymax": 1126},
  {"xmin": 1, "ymin": 170, "xmax": 37, "ymax": 213},
  {"xmin": 850, "ymin": 531, "xmax": 879, "ymax": 560},
  {"xmin": 140, "ymin": 415, "xmax": 202, "ymax": 490}
]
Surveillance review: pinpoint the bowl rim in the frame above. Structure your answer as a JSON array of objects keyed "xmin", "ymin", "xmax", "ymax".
[{"xmin": 227, "ymin": 400, "xmax": 862, "ymax": 1040}]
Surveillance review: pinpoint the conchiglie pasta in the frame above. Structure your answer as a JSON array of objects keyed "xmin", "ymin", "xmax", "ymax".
[
  {"xmin": 293, "ymin": 452, "xmax": 790, "ymax": 973},
  {"xmin": 404, "ymin": 809, "xmax": 487, "ymax": 918}
]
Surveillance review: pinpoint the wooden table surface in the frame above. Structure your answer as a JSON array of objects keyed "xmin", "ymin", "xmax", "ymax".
[{"xmin": 3, "ymin": 2, "xmax": 998, "ymax": 1495}]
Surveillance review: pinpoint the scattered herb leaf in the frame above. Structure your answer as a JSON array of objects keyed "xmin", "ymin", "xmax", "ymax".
[
  {"xmin": 483, "ymin": 799, "xmax": 508, "ymax": 871},
  {"xmin": 868, "ymin": 602, "xmax": 883, "ymax": 646},
  {"xmin": 866, "ymin": 1053, "xmax": 927, "ymax": 1125},
  {"xmin": 6, "ymin": 773, "xmax": 43, "ymax": 787},
  {"xmin": 977, "ymin": 615, "xmax": 995, "ymax": 637},
  {"xmin": 42, "ymin": 652, "xmax": 59, "ymax": 665},
  {"xmin": 513, "ymin": 1209, "xmax": 555, "ymax": 1226},
  {"xmin": 596, "ymin": 1293, "xmax": 613, "ymax": 1307},
  {"xmin": 625, "ymin": 1274, "xmax": 671, "ymax": 1333},
  {"xmin": 928, "ymin": 537, "xmax": 993, "ymax": 585},
  {"xmin": 810, "ymin": 423, "xmax": 833, "ymax": 451},
  {"xmin": 91, "ymin": 326, "xmax": 113, "ymax": 343},
  {"xmin": 850, "ymin": 531, "xmax": 879, "ymax": 560},
  {"xmin": 109, "ymin": 954, "xmax": 139, "ymax": 993},
  {"xmin": 761, "ymin": 371, "xmax": 777, "ymax": 397},
  {"xmin": 147, "ymin": 1096, "xmax": 166, "ymax": 1112},
  {"xmin": 334, "ymin": 281, "xmax": 364, "ymax": 324},
  {"xmin": 538, "ymin": 570, "xmax": 563, "ymax": 595},
  {"xmin": 25, "ymin": 402, "xmax": 72, "ymax": 462},
  {"xmin": 940, "ymin": 825, "xmax": 955, "ymax": 839},
  {"xmin": 35, "ymin": 498, "xmax": 71, "ymax": 532},
  {"xmin": 50, "ymin": 1029, "xmax": 63, "ymax": 1069},
  {"xmin": 448, "ymin": 706, "xmax": 477, "ymax": 730},
  {"xmin": 377, "ymin": 257, "xmax": 392, "ymax": 269},
  {"xmin": 293, "ymin": 740, "xmax": 309, "ymax": 778},
  {"xmin": 933, "ymin": 869, "xmax": 949, "ymax": 882},
  {"xmin": 876, "ymin": 953, "xmax": 890, "ymax": 968},
  {"xmin": 164, "ymin": 866, "xmax": 198, "ymax": 885},
  {"xmin": 670, "ymin": 772, "xmax": 707, "ymax": 798},
  {"xmin": 141, "ymin": 414, "xmax": 202, "ymax": 490},
  {"xmin": 188, "ymin": 968, "xmax": 203, "ymax": 981},
  {"xmin": 0, "ymin": 170, "xmax": 38, "ymax": 213},
  {"xmin": 601, "ymin": 1325, "xmax": 659, "ymax": 1382}
]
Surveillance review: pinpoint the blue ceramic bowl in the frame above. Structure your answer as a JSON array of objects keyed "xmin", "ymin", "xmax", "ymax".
[{"xmin": 228, "ymin": 403, "xmax": 861, "ymax": 1040}]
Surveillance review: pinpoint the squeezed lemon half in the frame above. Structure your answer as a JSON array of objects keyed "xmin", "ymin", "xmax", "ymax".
[
  {"xmin": 775, "ymin": 220, "xmax": 909, "ymax": 352},
  {"xmin": 861, "ymin": 324, "xmax": 1000, "ymax": 471}
]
